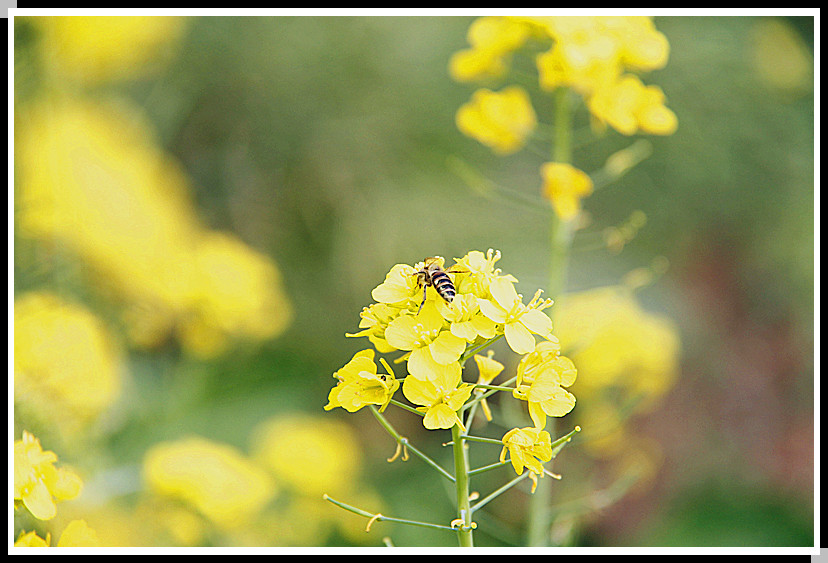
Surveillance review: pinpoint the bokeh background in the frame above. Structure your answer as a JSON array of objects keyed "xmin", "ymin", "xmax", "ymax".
[{"xmin": 12, "ymin": 14, "xmax": 815, "ymax": 548}]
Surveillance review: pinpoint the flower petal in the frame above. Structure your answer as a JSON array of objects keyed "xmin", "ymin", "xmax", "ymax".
[
  {"xmin": 505, "ymin": 321, "xmax": 536, "ymax": 355},
  {"xmin": 489, "ymin": 277, "xmax": 520, "ymax": 311},
  {"xmin": 424, "ymin": 404, "xmax": 462, "ymax": 431},
  {"xmin": 519, "ymin": 308, "xmax": 553, "ymax": 338},
  {"xmin": 429, "ymin": 331, "xmax": 466, "ymax": 365},
  {"xmin": 477, "ymin": 298, "xmax": 507, "ymax": 323}
]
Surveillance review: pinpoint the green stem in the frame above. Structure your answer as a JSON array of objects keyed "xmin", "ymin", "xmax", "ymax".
[
  {"xmin": 471, "ymin": 472, "xmax": 529, "ymax": 513},
  {"xmin": 451, "ymin": 423, "xmax": 474, "ymax": 547},
  {"xmin": 323, "ymin": 494, "xmax": 459, "ymax": 532},
  {"xmin": 530, "ymin": 86, "xmax": 576, "ymax": 548},
  {"xmin": 369, "ymin": 406, "xmax": 455, "ymax": 483}
]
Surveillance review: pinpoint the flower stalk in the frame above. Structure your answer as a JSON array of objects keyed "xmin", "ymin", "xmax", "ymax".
[{"xmin": 451, "ymin": 423, "xmax": 474, "ymax": 547}]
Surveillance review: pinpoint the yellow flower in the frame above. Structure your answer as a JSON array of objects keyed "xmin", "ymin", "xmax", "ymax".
[
  {"xmin": 455, "ymin": 86, "xmax": 537, "ymax": 155},
  {"xmin": 472, "ymin": 352, "xmax": 505, "ymax": 422},
  {"xmin": 449, "ymin": 16, "xmax": 532, "ymax": 83},
  {"xmin": 453, "ymin": 248, "xmax": 518, "ymax": 300},
  {"xmin": 540, "ymin": 162, "xmax": 594, "ymax": 221},
  {"xmin": 178, "ymin": 232, "xmax": 293, "ymax": 359},
  {"xmin": 35, "ymin": 16, "xmax": 188, "ymax": 84},
  {"xmin": 14, "ymin": 292, "xmax": 123, "ymax": 431},
  {"xmin": 476, "ymin": 278, "xmax": 554, "ymax": 355},
  {"xmin": 554, "ymin": 286, "xmax": 680, "ymax": 401},
  {"xmin": 402, "ymin": 363, "xmax": 474, "ymax": 431},
  {"xmin": 15, "ymin": 97, "xmax": 292, "ymax": 357},
  {"xmin": 346, "ymin": 302, "xmax": 402, "ymax": 353},
  {"xmin": 370, "ymin": 263, "xmax": 422, "ymax": 309},
  {"xmin": 56, "ymin": 520, "xmax": 101, "ymax": 547},
  {"xmin": 438, "ymin": 293, "xmax": 498, "ymax": 342},
  {"xmin": 14, "ymin": 431, "xmax": 83, "ymax": 521},
  {"xmin": 513, "ymin": 339, "xmax": 577, "ymax": 429},
  {"xmin": 143, "ymin": 437, "xmax": 276, "ymax": 529},
  {"xmin": 587, "ymin": 74, "xmax": 678, "ymax": 136},
  {"xmin": 384, "ymin": 301, "xmax": 466, "ymax": 381},
  {"xmin": 251, "ymin": 415, "xmax": 362, "ymax": 498},
  {"xmin": 14, "ymin": 530, "xmax": 50, "ymax": 547},
  {"xmin": 324, "ymin": 349, "xmax": 400, "ymax": 413},
  {"xmin": 500, "ymin": 426, "xmax": 553, "ymax": 477}
]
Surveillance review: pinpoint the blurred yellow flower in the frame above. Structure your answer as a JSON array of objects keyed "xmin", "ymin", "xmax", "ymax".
[
  {"xmin": 449, "ymin": 16, "xmax": 532, "ymax": 83},
  {"xmin": 56, "ymin": 520, "xmax": 101, "ymax": 547},
  {"xmin": 402, "ymin": 363, "xmax": 473, "ymax": 431},
  {"xmin": 14, "ymin": 292, "xmax": 123, "ymax": 431},
  {"xmin": 455, "ymin": 86, "xmax": 537, "ymax": 155},
  {"xmin": 13, "ymin": 520, "xmax": 101, "ymax": 548},
  {"xmin": 179, "ymin": 232, "xmax": 294, "ymax": 359},
  {"xmin": 540, "ymin": 162, "xmax": 594, "ymax": 221},
  {"xmin": 15, "ymin": 97, "xmax": 292, "ymax": 358},
  {"xmin": 34, "ymin": 16, "xmax": 188, "ymax": 84},
  {"xmin": 324, "ymin": 349, "xmax": 400, "ymax": 413},
  {"xmin": 554, "ymin": 286, "xmax": 680, "ymax": 402},
  {"xmin": 14, "ymin": 530, "xmax": 50, "ymax": 547},
  {"xmin": 14, "ymin": 431, "xmax": 83, "ymax": 521},
  {"xmin": 250, "ymin": 415, "xmax": 363, "ymax": 498},
  {"xmin": 143, "ymin": 437, "xmax": 276, "ymax": 530},
  {"xmin": 587, "ymin": 74, "xmax": 678, "ymax": 136}
]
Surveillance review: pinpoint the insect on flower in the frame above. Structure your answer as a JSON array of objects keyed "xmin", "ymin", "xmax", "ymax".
[{"xmin": 414, "ymin": 257, "xmax": 468, "ymax": 314}]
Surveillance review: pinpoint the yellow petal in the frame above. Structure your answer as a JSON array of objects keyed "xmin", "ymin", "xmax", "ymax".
[
  {"xmin": 477, "ymin": 298, "xmax": 508, "ymax": 323},
  {"xmin": 384, "ymin": 315, "xmax": 419, "ymax": 351},
  {"xmin": 428, "ymin": 331, "xmax": 466, "ymax": 365},
  {"xmin": 424, "ymin": 404, "xmax": 463, "ymax": 431},
  {"xmin": 489, "ymin": 277, "xmax": 520, "ymax": 311},
  {"xmin": 519, "ymin": 308, "xmax": 553, "ymax": 337},
  {"xmin": 505, "ymin": 321, "xmax": 536, "ymax": 355},
  {"xmin": 57, "ymin": 520, "xmax": 100, "ymax": 547},
  {"xmin": 402, "ymin": 376, "xmax": 440, "ymax": 407},
  {"xmin": 23, "ymin": 480, "xmax": 57, "ymax": 521}
]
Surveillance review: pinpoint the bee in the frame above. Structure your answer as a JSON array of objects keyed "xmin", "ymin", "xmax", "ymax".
[{"xmin": 413, "ymin": 256, "xmax": 468, "ymax": 314}]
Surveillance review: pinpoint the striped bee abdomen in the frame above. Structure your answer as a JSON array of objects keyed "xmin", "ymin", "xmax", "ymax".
[{"xmin": 431, "ymin": 271, "xmax": 456, "ymax": 302}]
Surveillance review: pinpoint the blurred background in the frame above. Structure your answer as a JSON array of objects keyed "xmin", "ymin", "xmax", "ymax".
[{"xmin": 13, "ymin": 14, "xmax": 815, "ymax": 548}]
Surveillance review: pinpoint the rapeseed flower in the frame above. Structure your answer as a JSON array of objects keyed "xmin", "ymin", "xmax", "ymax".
[
  {"xmin": 56, "ymin": 520, "xmax": 101, "ymax": 547},
  {"xmin": 13, "ymin": 431, "xmax": 83, "ymax": 521},
  {"xmin": 14, "ymin": 530, "xmax": 50, "ymax": 547},
  {"xmin": 34, "ymin": 16, "xmax": 188, "ymax": 84},
  {"xmin": 449, "ymin": 16, "xmax": 533, "ymax": 83},
  {"xmin": 384, "ymin": 301, "xmax": 466, "ymax": 381},
  {"xmin": 143, "ymin": 437, "xmax": 276, "ymax": 530},
  {"xmin": 402, "ymin": 363, "xmax": 474, "ymax": 431},
  {"xmin": 251, "ymin": 414, "xmax": 362, "ymax": 498},
  {"xmin": 477, "ymin": 278, "xmax": 554, "ymax": 355},
  {"xmin": 14, "ymin": 292, "xmax": 123, "ymax": 432},
  {"xmin": 540, "ymin": 162, "xmax": 594, "ymax": 221},
  {"xmin": 500, "ymin": 426, "xmax": 553, "ymax": 479},
  {"xmin": 513, "ymin": 339, "xmax": 578, "ymax": 428},
  {"xmin": 324, "ymin": 349, "xmax": 399, "ymax": 413},
  {"xmin": 453, "ymin": 248, "xmax": 517, "ymax": 300},
  {"xmin": 473, "ymin": 352, "xmax": 505, "ymax": 422},
  {"xmin": 455, "ymin": 86, "xmax": 538, "ymax": 155},
  {"xmin": 14, "ymin": 520, "xmax": 102, "ymax": 547},
  {"xmin": 15, "ymin": 97, "xmax": 292, "ymax": 358}
]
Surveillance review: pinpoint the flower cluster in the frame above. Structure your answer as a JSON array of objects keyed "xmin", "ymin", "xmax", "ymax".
[
  {"xmin": 451, "ymin": 16, "xmax": 677, "ymax": 220},
  {"xmin": 327, "ymin": 250, "xmax": 578, "ymax": 482},
  {"xmin": 13, "ymin": 430, "xmax": 101, "ymax": 547}
]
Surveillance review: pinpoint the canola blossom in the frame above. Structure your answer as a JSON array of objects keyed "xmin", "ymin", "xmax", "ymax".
[
  {"xmin": 13, "ymin": 431, "xmax": 83, "ymax": 521},
  {"xmin": 451, "ymin": 16, "xmax": 677, "ymax": 222},
  {"xmin": 330, "ymin": 250, "xmax": 576, "ymax": 470}
]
